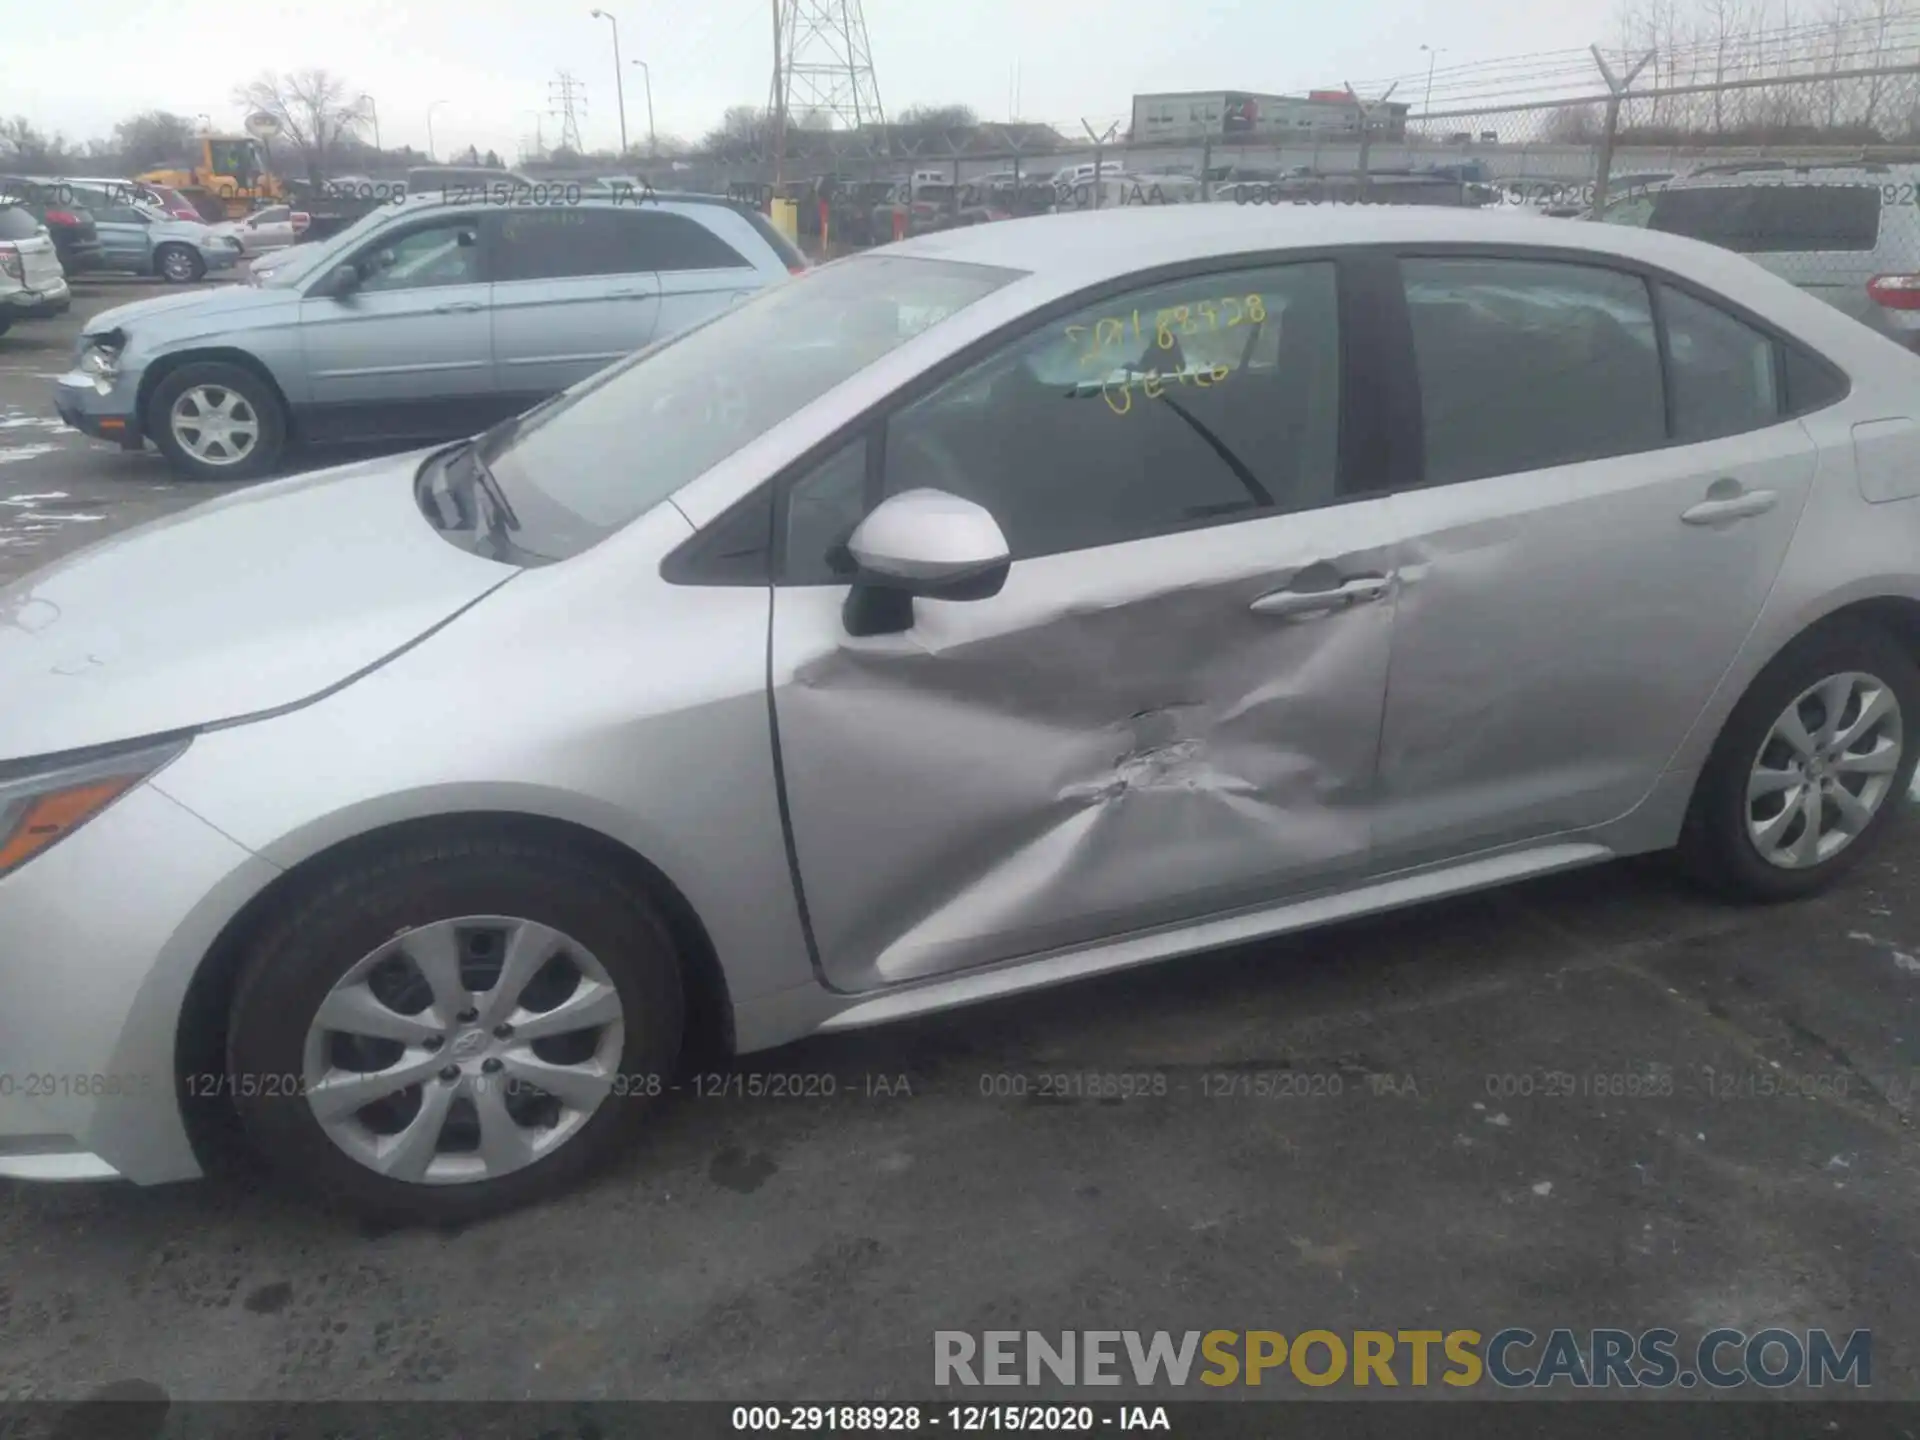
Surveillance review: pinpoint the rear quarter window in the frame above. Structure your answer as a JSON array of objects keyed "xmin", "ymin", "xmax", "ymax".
[
  {"xmin": 1649, "ymin": 183, "xmax": 1881, "ymax": 253},
  {"xmin": 0, "ymin": 205, "xmax": 42, "ymax": 241}
]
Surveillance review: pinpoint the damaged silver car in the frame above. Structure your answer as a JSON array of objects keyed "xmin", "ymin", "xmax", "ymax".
[{"xmin": 5, "ymin": 204, "xmax": 1920, "ymax": 1220}]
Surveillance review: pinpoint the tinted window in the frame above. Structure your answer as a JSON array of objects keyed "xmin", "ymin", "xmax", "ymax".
[
  {"xmin": 1402, "ymin": 257, "xmax": 1665, "ymax": 486},
  {"xmin": 878, "ymin": 262, "xmax": 1341, "ymax": 561},
  {"xmin": 622, "ymin": 210, "xmax": 751, "ymax": 271},
  {"xmin": 357, "ymin": 218, "xmax": 482, "ymax": 292},
  {"xmin": 1649, "ymin": 184, "xmax": 1880, "ymax": 253},
  {"xmin": 1783, "ymin": 343, "xmax": 1848, "ymax": 415},
  {"xmin": 489, "ymin": 208, "xmax": 632, "ymax": 281},
  {"xmin": 484, "ymin": 254, "xmax": 1019, "ymax": 560},
  {"xmin": 1660, "ymin": 284, "xmax": 1780, "ymax": 442},
  {"xmin": 0, "ymin": 206, "xmax": 41, "ymax": 240}
]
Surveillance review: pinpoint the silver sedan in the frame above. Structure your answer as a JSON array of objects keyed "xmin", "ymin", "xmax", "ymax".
[{"xmin": 3, "ymin": 205, "xmax": 1918, "ymax": 1221}]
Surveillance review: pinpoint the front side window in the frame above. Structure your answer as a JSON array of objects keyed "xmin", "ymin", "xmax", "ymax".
[
  {"xmin": 1402, "ymin": 257, "xmax": 1665, "ymax": 486},
  {"xmin": 1660, "ymin": 284, "xmax": 1780, "ymax": 442},
  {"xmin": 356, "ymin": 218, "xmax": 482, "ymax": 292},
  {"xmin": 861, "ymin": 262, "xmax": 1340, "ymax": 563}
]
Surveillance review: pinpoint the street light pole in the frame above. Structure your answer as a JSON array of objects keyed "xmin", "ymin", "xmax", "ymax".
[
  {"xmin": 1420, "ymin": 44, "xmax": 1446, "ymax": 117},
  {"xmin": 590, "ymin": 9, "xmax": 630, "ymax": 157},
  {"xmin": 427, "ymin": 99, "xmax": 448, "ymax": 161},
  {"xmin": 629, "ymin": 60, "xmax": 657, "ymax": 156},
  {"xmin": 358, "ymin": 94, "xmax": 381, "ymax": 153}
]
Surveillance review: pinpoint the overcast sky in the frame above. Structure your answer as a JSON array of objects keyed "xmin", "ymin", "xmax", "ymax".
[{"xmin": 8, "ymin": 0, "xmax": 1605, "ymax": 162}]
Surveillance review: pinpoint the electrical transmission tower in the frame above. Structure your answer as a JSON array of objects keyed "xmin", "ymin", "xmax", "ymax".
[
  {"xmin": 768, "ymin": 0, "xmax": 886, "ymax": 134},
  {"xmin": 548, "ymin": 71, "xmax": 588, "ymax": 154}
]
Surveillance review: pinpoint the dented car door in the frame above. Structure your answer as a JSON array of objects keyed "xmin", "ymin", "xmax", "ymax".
[{"xmin": 769, "ymin": 258, "xmax": 1401, "ymax": 993}]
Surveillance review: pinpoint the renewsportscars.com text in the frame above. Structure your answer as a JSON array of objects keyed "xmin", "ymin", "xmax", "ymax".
[{"xmin": 933, "ymin": 1328, "xmax": 1871, "ymax": 1389}]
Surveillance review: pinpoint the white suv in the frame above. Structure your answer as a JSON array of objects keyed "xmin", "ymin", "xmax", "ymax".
[
  {"xmin": 1599, "ymin": 162, "xmax": 1920, "ymax": 348},
  {"xmin": 0, "ymin": 201, "xmax": 70, "ymax": 337}
]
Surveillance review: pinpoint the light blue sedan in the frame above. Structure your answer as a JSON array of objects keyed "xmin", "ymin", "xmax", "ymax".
[{"xmin": 63, "ymin": 184, "xmax": 243, "ymax": 283}]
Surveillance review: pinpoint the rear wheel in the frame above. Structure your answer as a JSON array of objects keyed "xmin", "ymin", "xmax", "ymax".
[
  {"xmin": 226, "ymin": 832, "xmax": 685, "ymax": 1223},
  {"xmin": 155, "ymin": 242, "xmax": 204, "ymax": 283},
  {"xmin": 1678, "ymin": 621, "xmax": 1919, "ymax": 900},
  {"xmin": 147, "ymin": 361, "xmax": 286, "ymax": 481}
]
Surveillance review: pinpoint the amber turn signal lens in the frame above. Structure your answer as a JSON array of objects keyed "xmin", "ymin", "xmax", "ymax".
[{"xmin": 0, "ymin": 776, "xmax": 141, "ymax": 874}]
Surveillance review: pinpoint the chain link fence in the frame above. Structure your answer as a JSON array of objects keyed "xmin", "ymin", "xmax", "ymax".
[{"xmin": 603, "ymin": 56, "xmax": 1920, "ymax": 259}]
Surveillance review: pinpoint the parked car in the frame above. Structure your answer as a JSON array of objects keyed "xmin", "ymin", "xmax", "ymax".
[
  {"xmin": 211, "ymin": 204, "xmax": 298, "ymax": 255},
  {"xmin": 57, "ymin": 176, "xmax": 203, "ymax": 222},
  {"xmin": 0, "ymin": 201, "xmax": 70, "ymax": 336},
  {"xmin": 54, "ymin": 191, "xmax": 806, "ymax": 480},
  {"xmin": 60, "ymin": 185, "xmax": 243, "ymax": 282},
  {"xmin": 8, "ymin": 206, "xmax": 1918, "ymax": 1220},
  {"xmin": 0, "ymin": 176, "xmax": 101, "ymax": 274},
  {"xmin": 1596, "ymin": 163, "xmax": 1920, "ymax": 348}
]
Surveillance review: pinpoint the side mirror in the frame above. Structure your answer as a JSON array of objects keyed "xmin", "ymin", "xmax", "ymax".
[
  {"xmin": 842, "ymin": 488, "xmax": 1010, "ymax": 637},
  {"xmin": 324, "ymin": 263, "xmax": 361, "ymax": 297}
]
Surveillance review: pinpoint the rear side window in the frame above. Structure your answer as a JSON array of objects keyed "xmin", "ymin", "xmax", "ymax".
[
  {"xmin": 0, "ymin": 206, "xmax": 40, "ymax": 241},
  {"xmin": 489, "ymin": 209, "xmax": 634, "ymax": 281},
  {"xmin": 1649, "ymin": 184, "xmax": 1880, "ymax": 253},
  {"xmin": 1782, "ymin": 343, "xmax": 1848, "ymax": 414},
  {"xmin": 1401, "ymin": 257, "xmax": 1666, "ymax": 485},
  {"xmin": 1659, "ymin": 284, "xmax": 1781, "ymax": 441},
  {"xmin": 618, "ymin": 210, "xmax": 751, "ymax": 271}
]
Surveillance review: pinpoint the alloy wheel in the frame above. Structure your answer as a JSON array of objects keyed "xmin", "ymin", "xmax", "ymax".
[
  {"xmin": 1746, "ymin": 670, "xmax": 1904, "ymax": 869},
  {"xmin": 160, "ymin": 247, "xmax": 199, "ymax": 282},
  {"xmin": 169, "ymin": 385, "xmax": 260, "ymax": 466},
  {"xmin": 301, "ymin": 915, "xmax": 626, "ymax": 1185}
]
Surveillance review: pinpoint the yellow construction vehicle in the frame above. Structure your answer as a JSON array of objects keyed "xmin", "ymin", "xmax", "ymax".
[{"xmin": 139, "ymin": 135, "xmax": 284, "ymax": 218}]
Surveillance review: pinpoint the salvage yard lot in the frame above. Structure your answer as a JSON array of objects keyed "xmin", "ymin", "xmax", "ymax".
[{"xmin": 5, "ymin": 278, "xmax": 1920, "ymax": 1404}]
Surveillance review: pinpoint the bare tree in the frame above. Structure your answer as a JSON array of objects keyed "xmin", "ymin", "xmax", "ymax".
[
  {"xmin": 0, "ymin": 116, "xmax": 79, "ymax": 172},
  {"xmin": 233, "ymin": 69, "xmax": 361, "ymax": 184},
  {"xmin": 1859, "ymin": 0, "xmax": 1902, "ymax": 129}
]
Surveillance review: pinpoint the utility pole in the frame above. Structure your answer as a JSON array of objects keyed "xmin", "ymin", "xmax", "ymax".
[{"xmin": 589, "ymin": 9, "xmax": 629, "ymax": 157}]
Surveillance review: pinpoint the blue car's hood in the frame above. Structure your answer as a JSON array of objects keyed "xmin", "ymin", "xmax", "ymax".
[
  {"xmin": 82, "ymin": 283, "xmax": 296, "ymax": 338},
  {"xmin": 0, "ymin": 449, "xmax": 520, "ymax": 762}
]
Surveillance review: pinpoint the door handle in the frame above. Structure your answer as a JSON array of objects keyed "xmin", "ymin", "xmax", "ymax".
[
  {"xmin": 605, "ymin": 287, "xmax": 649, "ymax": 299},
  {"xmin": 1682, "ymin": 486, "xmax": 1778, "ymax": 525},
  {"xmin": 432, "ymin": 300, "xmax": 484, "ymax": 314},
  {"xmin": 1250, "ymin": 573, "xmax": 1393, "ymax": 618}
]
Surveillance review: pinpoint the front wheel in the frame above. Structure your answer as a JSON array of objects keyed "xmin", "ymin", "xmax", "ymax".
[
  {"xmin": 226, "ymin": 833, "xmax": 686, "ymax": 1223},
  {"xmin": 147, "ymin": 361, "xmax": 286, "ymax": 480},
  {"xmin": 155, "ymin": 242, "xmax": 205, "ymax": 283},
  {"xmin": 1678, "ymin": 621, "xmax": 1920, "ymax": 900}
]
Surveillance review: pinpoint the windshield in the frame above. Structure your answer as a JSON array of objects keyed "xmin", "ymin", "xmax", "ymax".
[{"xmin": 476, "ymin": 253, "xmax": 1023, "ymax": 561}]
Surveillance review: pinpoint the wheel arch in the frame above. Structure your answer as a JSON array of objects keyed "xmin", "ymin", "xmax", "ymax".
[
  {"xmin": 138, "ymin": 348, "xmax": 296, "ymax": 441},
  {"xmin": 173, "ymin": 809, "xmax": 735, "ymax": 1173}
]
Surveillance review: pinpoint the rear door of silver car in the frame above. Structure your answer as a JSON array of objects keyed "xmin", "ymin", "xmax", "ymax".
[
  {"xmin": 643, "ymin": 207, "xmax": 773, "ymax": 335},
  {"xmin": 484, "ymin": 207, "xmax": 662, "ymax": 402},
  {"xmin": 1371, "ymin": 248, "xmax": 1824, "ymax": 869},
  {"xmin": 769, "ymin": 255, "xmax": 1406, "ymax": 993}
]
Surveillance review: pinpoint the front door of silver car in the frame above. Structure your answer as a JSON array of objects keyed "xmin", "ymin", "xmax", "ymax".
[
  {"xmin": 296, "ymin": 210, "xmax": 497, "ymax": 441},
  {"xmin": 484, "ymin": 207, "xmax": 662, "ymax": 400},
  {"xmin": 769, "ymin": 258, "xmax": 1404, "ymax": 991},
  {"xmin": 1370, "ymin": 252, "xmax": 1824, "ymax": 869}
]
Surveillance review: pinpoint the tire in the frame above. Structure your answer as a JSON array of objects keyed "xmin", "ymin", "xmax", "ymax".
[
  {"xmin": 146, "ymin": 360, "xmax": 286, "ymax": 481},
  {"xmin": 0, "ymin": 318, "xmax": 11, "ymax": 338},
  {"xmin": 1677, "ymin": 619, "xmax": 1920, "ymax": 901},
  {"xmin": 225, "ymin": 831, "xmax": 686, "ymax": 1224},
  {"xmin": 154, "ymin": 242, "xmax": 204, "ymax": 284}
]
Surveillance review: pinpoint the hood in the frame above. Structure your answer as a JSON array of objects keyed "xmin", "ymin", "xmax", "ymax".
[
  {"xmin": 82, "ymin": 283, "xmax": 294, "ymax": 338},
  {"xmin": 0, "ymin": 450, "xmax": 519, "ymax": 762}
]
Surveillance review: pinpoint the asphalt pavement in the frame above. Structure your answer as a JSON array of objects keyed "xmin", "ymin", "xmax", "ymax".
[{"xmin": 5, "ymin": 278, "xmax": 1920, "ymax": 1406}]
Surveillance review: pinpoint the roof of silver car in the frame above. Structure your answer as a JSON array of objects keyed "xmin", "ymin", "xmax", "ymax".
[{"xmin": 882, "ymin": 201, "xmax": 1708, "ymax": 279}]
